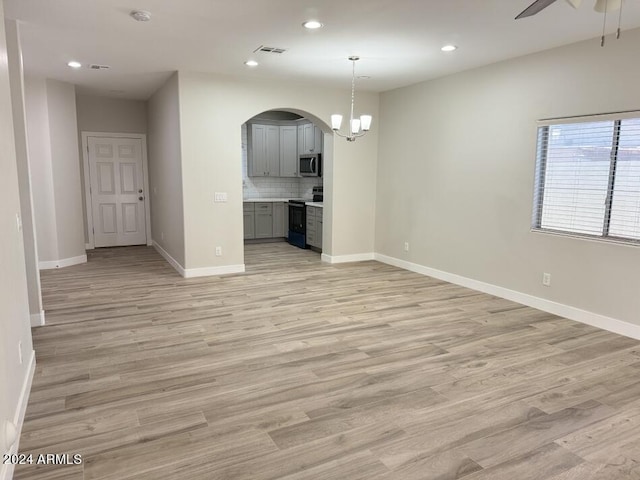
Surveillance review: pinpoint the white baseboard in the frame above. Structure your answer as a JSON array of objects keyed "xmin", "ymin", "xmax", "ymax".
[
  {"xmin": 38, "ymin": 254, "xmax": 87, "ymax": 270},
  {"xmin": 184, "ymin": 264, "xmax": 245, "ymax": 278},
  {"xmin": 30, "ymin": 310, "xmax": 45, "ymax": 327},
  {"xmin": 153, "ymin": 241, "xmax": 245, "ymax": 278},
  {"xmin": 321, "ymin": 252, "xmax": 375, "ymax": 264},
  {"xmin": 374, "ymin": 253, "xmax": 640, "ymax": 341},
  {"xmin": 152, "ymin": 240, "xmax": 186, "ymax": 277},
  {"xmin": 0, "ymin": 350, "xmax": 35, "ymax": 480}
]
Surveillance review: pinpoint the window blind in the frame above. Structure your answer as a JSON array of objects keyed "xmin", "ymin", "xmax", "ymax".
[{"xmin": 532, "ymin": 113, "xmax": 640, "ymax": 244}]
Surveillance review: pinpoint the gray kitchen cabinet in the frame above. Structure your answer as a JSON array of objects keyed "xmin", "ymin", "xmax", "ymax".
[
  {"xmin": 244, "ymin": 201, "xmax": 288, "ymax": 241},
  {"xmin": 248, "ymin": 124, "xmax": 280, "ymax": 177},
  {"xmin": 243, "ymin": 203, "xmax": 255, "ymax": 239},
  {"xmin": 273, "ymin": 202, "xmax": 286, "ymax": 237},
  {"xmin": 316, "ymin": 212, "xmax": 323, "ymax": 249},
  {"xmin": 305, "ymin": 205, "xmax": 323, "ymax": 249},
  {"xmin": 306, "ymin": 207, "xmax": 316, "ymax": 247},
  {"xmin": 279, "ymin": 126, "xmax": 298, "ymax": 178},
  {"xmin": 254, "ymin": 202, "xmax": 274, "ymax": 238},
  {"xmin": 297, "ymin": 122, "xmax": 323, "ymax": 155}
]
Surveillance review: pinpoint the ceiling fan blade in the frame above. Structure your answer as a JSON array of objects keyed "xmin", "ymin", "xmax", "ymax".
[{"xmin": 515, "ymin": 0, "xmax": 560, "ymax": 19}]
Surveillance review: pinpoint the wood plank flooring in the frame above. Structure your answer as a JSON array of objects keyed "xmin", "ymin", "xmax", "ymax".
[{"xmin": 14, "ymin": 243, "xmax": 640, "ymax": 479}]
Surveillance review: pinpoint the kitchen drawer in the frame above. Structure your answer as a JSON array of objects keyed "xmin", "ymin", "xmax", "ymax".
[
  {"xmin": 306, "ymin": 216, "xmax": 315, "ymax": 231},
  {"xmin": 306, "ymin": 206, "xmax": 317, "ymax": 217},
  {"xmin": 306, "ymin": 230, "xmax": 316, "ymax": 245},
  {"xmin": 255, "ymin": 202, "xmax": 273, "ymax": 213},
  {"xmin": 243, "ymin": 202, "xmax": 255, "ymax": 212}
]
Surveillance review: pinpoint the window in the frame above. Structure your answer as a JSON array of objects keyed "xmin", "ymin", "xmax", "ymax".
[{"xmin": 532, "ymin": 113, "xmax": 640, "ymax": 244}]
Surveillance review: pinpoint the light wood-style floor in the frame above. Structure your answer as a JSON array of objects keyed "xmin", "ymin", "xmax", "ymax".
[{"xmin": 15, "ymin": 243, "xmax": 640, "ymax": 479}]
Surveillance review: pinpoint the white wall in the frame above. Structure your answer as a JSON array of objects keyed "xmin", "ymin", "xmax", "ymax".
[
  {"xmin": 5, "ymin": 19, "xmax": 42, "ymax": 324},
  {"xmin": 24, "ymin": 77, "xmax": 85, "ymax": 266},
  {"xmin": 24, "ymin": 77, "xmax": 58, "ymax": 262},
  {"xmin": 147, "ymin": 73, "xmax": 185, "ymax": 266},
  {"xmin": 76, "ymin": 94, "xmax": 147, "ymax": 134},
  {"xmin": 376, "ymin": 28, "xmax": 640, "ymax": 327},
  {"xmin": 46, "ymin": 80, "xmax": 85, "ymax": 260},
  {"xmin": 0, "ymin": 1, "xmax": 35, "ymax": 476},
  {"xmin": 177, "ymin": 72, "xmax": 379, "ymax": 271},
  {"xmin": 76, "ymin": 94, "xmax": 148, "ymax": 243}
]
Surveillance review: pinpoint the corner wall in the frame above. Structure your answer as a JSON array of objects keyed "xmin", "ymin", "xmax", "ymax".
[
  {"xmin": 24, "ymin": 77, "xmax": 85, "ymax": 268},
  {"xmin": 376, "ymin": 28, "xmax": 640, "ymax": 327},
  {"xmin": 0, "ymin": 1, "xmax": 35, "ymax": 477},
  {"xmin": 5, "ymin": 19, "xmax": 42, "ymax": 325},
  {"xmin": 147, "ymin": 73, "xmax": 185, "ymax": 268}
]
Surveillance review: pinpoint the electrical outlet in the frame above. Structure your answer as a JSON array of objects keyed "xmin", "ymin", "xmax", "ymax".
[
  {"xmin": 214, "ymin": 192, "xmax": 228, "ymax": 203},
  {"xmin": 542, "ymin": 273, "xmax": 551, "ymax": 287},
  {"xmin": 215, "ymin": 246, "xmax": 222, "ymax": 256},
  {"xmin": 404, "ymin": 242, "xmax": 409, "ymax": 252},
  {"xmin": 18, "ymin": 341, "xmax": 23, "ymax": 365}
]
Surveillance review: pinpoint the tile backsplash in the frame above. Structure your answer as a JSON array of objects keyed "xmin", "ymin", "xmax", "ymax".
[{"xmin": 241, "ymin": 123, "xmax": 322, "ymax": 199}]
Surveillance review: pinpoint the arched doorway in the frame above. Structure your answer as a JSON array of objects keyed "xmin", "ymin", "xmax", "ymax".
[{"xmin": 240, "ymin": 109, "xmax": 333, "ymax": 270}]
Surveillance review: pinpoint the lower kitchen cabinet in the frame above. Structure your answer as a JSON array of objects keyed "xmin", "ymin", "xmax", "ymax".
[
  {"xmin": 306, "ymin": 205, "xmax": 323, "ymax": 249},
  {"xmin": 243, "ymin": 203, "xmax": 255, "ymax": 240},
  {"xmin": 255, "ymin": 203, "xmax": 273, "ymax": 239},
  {"xmin": 273, "ymin": 202, "xmax": 285, "ymax": 237},
  {"xmin": 243, "ymin": 202, "xmax": 288, "ymax": 240}
]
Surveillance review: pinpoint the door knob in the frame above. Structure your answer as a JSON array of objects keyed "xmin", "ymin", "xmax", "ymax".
[{"xmin": 139, "ymin": 196, "xmax": 144, "ymax": 201}]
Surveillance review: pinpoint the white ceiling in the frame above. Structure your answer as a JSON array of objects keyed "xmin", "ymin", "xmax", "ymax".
[{"xmin": 5, "ymin": 0, "xmax": 640, "ymax": 100}]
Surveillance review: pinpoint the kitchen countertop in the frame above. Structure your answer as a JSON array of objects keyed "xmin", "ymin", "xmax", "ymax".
[
  {"xmin": 242, "ymin": 198, "xmax": 323, "ymax": 208},
  {"xmin": 243, "ymin": 198, "xmax": 310, "ymax": 203}
]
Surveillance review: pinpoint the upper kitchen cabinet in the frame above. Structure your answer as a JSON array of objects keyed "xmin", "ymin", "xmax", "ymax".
[
  {"xmin": 279, "ymin": 125, "xmax": 298, "ymax": 178},
  {"xmin": 248, "ymin": 124, "xmax": 280, "ymax": 177},
  {"xmin": 297, "ymin": 121, "xmax": 323, "ymax": 155}
]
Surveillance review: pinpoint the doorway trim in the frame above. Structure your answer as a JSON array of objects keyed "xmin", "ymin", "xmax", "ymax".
[{"xmin": 81, "ymin": 132, "xmax": 152, "ymax": 250}]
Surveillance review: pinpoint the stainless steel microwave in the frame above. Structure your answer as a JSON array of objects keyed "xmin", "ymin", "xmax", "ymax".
[{"xmin": 299, "ymin": 154, "xmax": 321, "ymax": 177}]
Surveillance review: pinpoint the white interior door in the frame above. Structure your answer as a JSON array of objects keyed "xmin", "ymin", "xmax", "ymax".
[{"xmin": 88, "ymin": 136, "xmax": 147, "ymax": 247}]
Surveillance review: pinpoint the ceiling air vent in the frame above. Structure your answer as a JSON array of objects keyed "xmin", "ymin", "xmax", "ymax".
[
  {"xmin": 89, "ymin": 64, "xmax": 110, "ymax": 70},
  {"xmin": 253, "ymin": 45, "xmax": 287, "ymax": 54}
]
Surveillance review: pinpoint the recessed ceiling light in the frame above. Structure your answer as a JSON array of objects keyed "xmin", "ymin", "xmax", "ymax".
[
  {"xmin": 303, "ymin": 20, "xmax": 323, "ymax": 29},
  {"xmin": 441, "ymin": 45, "xmax": 458, "ymax": 52},
  {"xmin": 67, "ymin": 61, "xmax": 82, "ymax": 68},
  {"xmin": 244, "ymin": 60, "xmax": 259, "ymax": 67},
  {"xmin": 130, "ymin": 10, "xmax": 152, "ymax": 22}
]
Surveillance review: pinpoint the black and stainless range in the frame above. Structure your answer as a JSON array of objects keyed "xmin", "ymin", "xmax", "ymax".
[
  {"xmin": 287, "ymin": 199, "xmax": 307, "ymax": 249},
  {"xmin": 288, "ymin": 187, "xmax": 323, "ymax": 249}
]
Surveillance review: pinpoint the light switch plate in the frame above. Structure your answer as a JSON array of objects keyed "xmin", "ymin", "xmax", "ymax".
[{"xmin": 214, "ymin": 192, "xmax": 228, "ymax": 203}]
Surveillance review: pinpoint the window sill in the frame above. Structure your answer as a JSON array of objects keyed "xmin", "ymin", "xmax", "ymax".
[{"xmin": 530, "ymin": 228, "xmax": 640, "ymax": 248}]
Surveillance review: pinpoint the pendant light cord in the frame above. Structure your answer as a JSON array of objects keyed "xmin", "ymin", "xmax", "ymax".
[
  {"xmin": 601, "ymin": 0, "xmax": 608, "ymax": 46},
  {"xmin": 350, "ymin": 59, "xmax": 356, "ymax": 134},
  {"xmin": 617, "ymin": 0, "xmax": 623, "ymax": 39}
]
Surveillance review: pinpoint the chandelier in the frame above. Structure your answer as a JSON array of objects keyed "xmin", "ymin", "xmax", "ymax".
[{"xmin": 331, "ymin": 56, "xmax": 372, "ymax": 142}]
